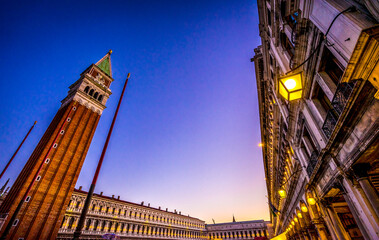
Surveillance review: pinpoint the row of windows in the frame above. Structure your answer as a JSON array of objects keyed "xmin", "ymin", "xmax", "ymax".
[
  {"xmin": 69, "ymin": 200, "xmax": 203, "ymax": 228},
  {"xmin": 209, "ymin": 229, "xmax": 267, "ymax": 239},
  {"xmin": 84, "ymin": 86, "xmax": 103, "ymax": 102},
  {"xmin": 63, "ymin": 217, "xmax": 203, "ymax": 238}
]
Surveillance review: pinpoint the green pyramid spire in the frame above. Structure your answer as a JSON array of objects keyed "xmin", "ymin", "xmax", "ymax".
[
  {"xmin": 97, "ymin": 56, "xmax": 110, "ymax": 76},
  {"xmin": 95, "ymin": 50, "xmax": 112, "ymax": 77}
]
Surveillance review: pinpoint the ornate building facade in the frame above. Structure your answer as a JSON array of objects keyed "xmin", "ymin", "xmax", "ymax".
[
  {"xmin": 0, "ymin": 52, "xmax": 114, "ymax": 240},
  {"xmin": 57, "ymin": 188, "xmax": 206, "ymax": 240},
  {"xmin": 253, "ymin": 0, "xmax": 378, "ymax": 239},
  {"xmin": 206, "ymin": 220, "xmax": 270, "ymax": 240}
]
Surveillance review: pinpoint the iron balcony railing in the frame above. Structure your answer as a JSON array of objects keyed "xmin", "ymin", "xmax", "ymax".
[
  {"xmin": 306, "ymin": 151, "xmax": 319, "ymax": 177},
  {"xmin": 322, "ymin": 81, "xmax": 356, "ymax": 139}
]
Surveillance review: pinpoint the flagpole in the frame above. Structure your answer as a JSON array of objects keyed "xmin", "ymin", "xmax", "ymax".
[
  {"xmin": 0, "ymin": 121, "xmax": 37, "ymax": 181},
  {"xmin": 73, "ymin": 73, "xmax": 131, "ymax": 240}
]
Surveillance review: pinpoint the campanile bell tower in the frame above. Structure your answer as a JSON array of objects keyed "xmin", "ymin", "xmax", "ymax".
[{"xmin": 0, "ymin": 51, "xmax": 114, "ymax": 239}]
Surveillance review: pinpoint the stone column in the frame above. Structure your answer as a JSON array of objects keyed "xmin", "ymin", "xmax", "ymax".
[
  {"xmin": 353, "ymin": 163, "xmax": 379, "ymax": 219},
  {"xmin": 324, "ymin": 204, "xmax": 349, "ymax": 240},
  {"xmin": 73, "ymin": 217, "xmax": 80, "ymax": 230},
  {"xmin": 117, "ymin": 222, "xmax": 122, "ymax": 233},
  {"xmin": 89, "ymin": 219, "xmax": 95, "ymax": 231},
  {"xmin": 133, "ymin": 224, "xmax": 139, "ymax": 234},
  {"xmin": 61, "ymin": 216, "xmax": 70, "ymax": 229}
]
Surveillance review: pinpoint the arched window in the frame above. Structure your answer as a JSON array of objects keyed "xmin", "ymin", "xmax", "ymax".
[
  {"xmin": 89, "ymin": 89, "xmax": 94, "ymax": 96},
  {"xmin": 76, "ymin": 201, "xmax": 81, "ymax": 209},
  {"xmin": 98, "ymin": 95, "xmax": 103, "ymax": 102},
  {"xmin": 84, "ymin": 86, "xmax": 90, "ymax": 93},
  {"xmin": 94, "ymin": 92, "xmax": 99, "ymax": 99},
  {"xmin": 60, "ymin": 216, "xmax": 66, "ymax": 228},
  {"xmin": 93, "ymin": 220, "xmax": 98, "ymax": 231},
  {"xmin": 85, "ymin": 219, "xmax": 91, "ymax": 230},
  {"xmin": 68, "ymin": 217, "xmax": 75, "ymax": 229},
  {"xmin": 114, "ymin": 222, "xmax": 119, "ymax": 233}
]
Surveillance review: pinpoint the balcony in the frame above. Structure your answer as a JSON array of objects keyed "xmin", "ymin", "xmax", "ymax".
[
  {"xmin": 322, "ymin": 81, "xmax": 356, "ymax": 139},
  {"xmin": 306, "ymin": 151, "xmax": 319, "ymax": 177}
]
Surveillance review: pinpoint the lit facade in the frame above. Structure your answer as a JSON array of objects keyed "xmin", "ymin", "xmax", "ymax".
[
  {"xmin": 254, "ymin": 0, "xmax": 379, "ymax": 239},
  {"xmin": 206, "ymin": 220, "xmax": 270, "ymax": 239},
  {"xmin": 57, "ymin": 188, "xmax": 206, "ymax": 240}
]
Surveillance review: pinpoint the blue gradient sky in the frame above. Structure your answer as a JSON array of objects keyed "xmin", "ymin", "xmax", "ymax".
[{"xmin": 0, "ymin": 0, "xmax": 268, "ymax": 223}]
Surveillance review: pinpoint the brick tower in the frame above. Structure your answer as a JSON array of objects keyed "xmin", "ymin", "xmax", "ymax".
[{"xmin": 0, "ymin": 51, "xmax": 114, "ymax": 239}]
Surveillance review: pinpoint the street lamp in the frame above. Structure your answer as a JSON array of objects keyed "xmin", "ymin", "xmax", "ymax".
[
  {"xmin": 300, "ymin": 202, "xmax": 308, "ymax": 212},
  {"xmin": 307, "ymin": 197, "xmax": 316, "ymax": 205},
  {"xmin": 277, "ymin": 168, "xmax": 302, "ymax": 198},
  {"xmin": 278, "ymin": 72, "xmax": 303, "ymax": 101},
  {"xmin": 278, "ymin": 189, "xmax": 287, "ymax": 198}
]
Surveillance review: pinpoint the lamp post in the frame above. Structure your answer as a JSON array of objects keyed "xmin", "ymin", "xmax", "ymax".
[
  {"xmin": 0, "ymin": 121, "xmax": 37, "ymax": 181},
  {"xmin": 278, "ymin": 72, "xmax": 303, "ymax": 101},
  {"xmin": 278, "ymin": 168, "xmax": 302, "ymax": 198}
]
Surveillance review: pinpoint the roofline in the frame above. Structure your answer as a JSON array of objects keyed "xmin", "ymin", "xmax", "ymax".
[
  {"xmin": 206, "ymin": 220, "xmax": 268, "ymax": 226},
  {"xmin": 73, "ymin": 188, "xmax": 204, "ymax": 222}
]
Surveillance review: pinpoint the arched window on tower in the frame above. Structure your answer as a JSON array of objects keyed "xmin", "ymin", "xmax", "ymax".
[
  {"xmin": 89, "ymin": 89, "xmax": 94, "ymax": 96},
  {"xmin": 98, "ymin": 95, "xmax": 103, "ymax": 102},
  {"xmin": 94, "ymin": 92, "xmax": 99, "ymax": 99},
  {"xmin": 84, "ymin": 86, "xmax": 90, "ymax": 93}
]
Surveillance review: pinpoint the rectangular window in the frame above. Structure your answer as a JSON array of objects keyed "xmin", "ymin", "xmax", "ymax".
[
  {"xmin": 267, "ymin": 10, "xmax": 272, "ymax": 26},
  {"xmin": 319, "ymin": 47, "xmax": 344, "ymax": 85},
  {"xmin": 280, "ymin": 32, "xmax": 295, "ymax": 58},
  {"xmin": 312, "ymin": 82, "xmax": 332, "ymax": 118}
]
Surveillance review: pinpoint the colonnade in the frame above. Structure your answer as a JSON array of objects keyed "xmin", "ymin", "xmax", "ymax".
[
  {"xmin": 208, "ymin": 229, "xmax": 267, "ymax": 239},
  {"xmin": 283, "ymin": 165, "xmax": 379, "ymax": 240},
  {"xmin": 60, "ymin": 215, "xmax": 204, "ymax": 239}
]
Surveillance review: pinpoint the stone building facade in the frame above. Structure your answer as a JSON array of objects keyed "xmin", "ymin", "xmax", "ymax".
[
  {"xmin": 57, "ymin": 188, "xmax": 207, "ymax": 240},
  {"xmin": 206, "ymin": 220, "xmax": 270, "ymax": 239},
  {"xmin": 253, "ymin": 0, "xmax": 379, "ymax": 239}
]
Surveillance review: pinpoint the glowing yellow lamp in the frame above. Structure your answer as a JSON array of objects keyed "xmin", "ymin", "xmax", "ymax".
[
  {"xmin": 291, "ymin": 221, "xmax": 295, "ymax": 226},
  {"xmin": 294, "ymin": 217, "xmax": 298, "ymax": 222},
  {"xmin": 297, "ymin": 212, "xmax": 303, "ymax": 218},
  {"xmin": 278, "ymin": 72, "xmax": 303, "ymax": 101},
  {"xmin": 307, "ymin": 197, "xmax": 316, "ymax": 205},
  {"xmin": 258, "ymin": 143, "xmax": 264, "ymax": 147},
  {"xmin": 278, "ymin": 189, "xmax": 287, "ymax": 198},
  {"xmin": 301, "ymin": 205, "xmax": 308, "ymax": 212}
]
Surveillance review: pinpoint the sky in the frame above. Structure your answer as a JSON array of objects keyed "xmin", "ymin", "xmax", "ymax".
[{"xmin": 0, "ymin": 0, "xmax": 268, "ymax": 223}]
